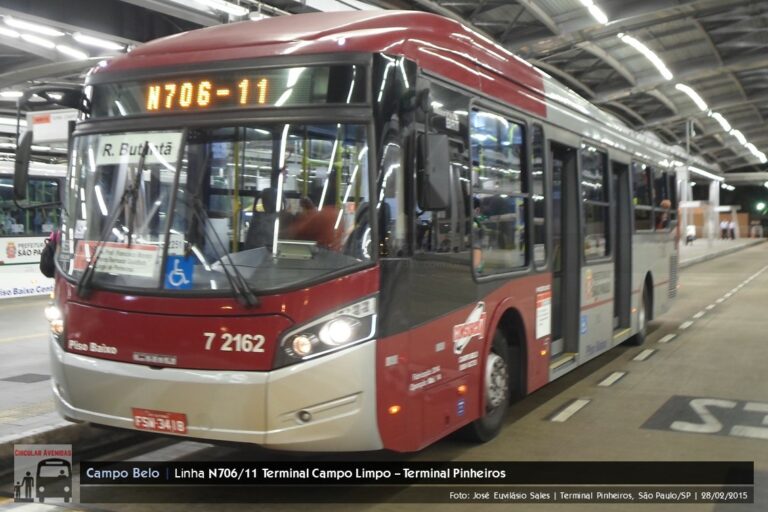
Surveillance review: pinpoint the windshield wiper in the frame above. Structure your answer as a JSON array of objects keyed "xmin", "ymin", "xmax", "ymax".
[
  {"xmin": 77, "ymin": 142, "xmax": 149, "ymax": 299},
  {"xmin": 184, "ymin": 152, "xmax": 258, "ymax": 308}
]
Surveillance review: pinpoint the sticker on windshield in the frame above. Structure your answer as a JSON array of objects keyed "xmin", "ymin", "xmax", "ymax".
[
  {"xmin": 164, "ymin": 255, "xmax": 194, "ymax": 290},
  {"xmin": 73, "ymin": 241, "xmax": 159, "ymax": 278},
  {"xmin": 95, "ymin": 132, "xmax": 183, "ymax": 167}
]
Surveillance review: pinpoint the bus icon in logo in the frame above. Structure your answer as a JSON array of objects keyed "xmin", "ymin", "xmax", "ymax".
[{"xmin": 13, "ymin": 444, "xmax": 73, "ymax": 503}]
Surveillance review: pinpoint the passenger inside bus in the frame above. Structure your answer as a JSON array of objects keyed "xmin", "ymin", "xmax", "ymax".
[
  {"xmin": 291, "ymin": 197, "xmax": 340, "ymax": 250},
  {"xmin": 245, "ymin": 188, "xmax": 280, "ymax": 249}
]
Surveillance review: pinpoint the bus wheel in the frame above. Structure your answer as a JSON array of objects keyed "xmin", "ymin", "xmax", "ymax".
[
  {"xmin": 628, "ymin": 286, "xmax": 650, "ymax": 346},
  {"xmin": 461, "ymin": 331, "xmax": 510, "ymax": 442}
]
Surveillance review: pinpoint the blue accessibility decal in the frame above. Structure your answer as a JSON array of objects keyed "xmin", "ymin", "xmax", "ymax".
[
  {"xmin": 580, "ymin": 315, "xmax": 588, "ymax": 335},
  {"xmin": 164, "ymin": 255, "xmax": 194, "ymax": 290},
  {"xmin": 457, "ymin": 398, "xmax": 466, "ymax": 417}
]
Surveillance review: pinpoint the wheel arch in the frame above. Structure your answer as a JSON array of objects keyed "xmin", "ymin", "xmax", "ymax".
[{"xmin": 487, "ymin": 304, "xmax": 528, "ymax": 401}]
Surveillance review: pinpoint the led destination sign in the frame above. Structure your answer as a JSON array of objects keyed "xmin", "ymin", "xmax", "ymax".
[{"xmin": 90, "ymin": 64, "xmax": 364, "ymax": 117}]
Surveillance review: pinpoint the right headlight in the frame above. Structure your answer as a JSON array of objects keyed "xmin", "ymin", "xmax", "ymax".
[{"xmin": 275, "ymin": 296, "xmax": 377, "ymax": 368}]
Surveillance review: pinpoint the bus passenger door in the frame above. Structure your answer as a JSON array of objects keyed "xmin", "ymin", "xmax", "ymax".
[
  {"xmin": 550, "ymin": 142, "xmax": 580, "ymax": 362},
  {"xmin": 612, "ymin": 161, "xmax": 631, "ymax": 330}
]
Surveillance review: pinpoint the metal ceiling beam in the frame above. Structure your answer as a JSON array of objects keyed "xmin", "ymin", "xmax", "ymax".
[
  {"xmin": 721, "ymin": 172, "xmax": 768, "ymax": 184},
  {"xmin": 119, "ymin": 0, "xmax": 225, "ymax": 26},
  {"xmin": 595, "ymin": 51, "xmax": 768, "ymax": 103},
  {"xmin": 0, "ymin": 57, "xmax": 102, "ymax": 89},
  {"xmin": 514, "ymin": 0, "xmax": 560, "ymax": 35},
  {"xmin": 530, "ymin": 58, "xmax": 594, "ymax": 97},
  {"xmin": 641, "ymin": 89, "xmax": 768, "ymax": 129},
  {"xmin": 512, "ymin": 0, "xmax": 754, "ymax": 57},
  {"xmin": 575, "ymin": 41, "xmax": 635, "ymax": 85}
]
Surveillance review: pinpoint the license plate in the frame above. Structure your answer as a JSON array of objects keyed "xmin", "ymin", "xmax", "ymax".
[{"xmin": 131, "ymin": 407, "xmax": 187, "ymax": 434}]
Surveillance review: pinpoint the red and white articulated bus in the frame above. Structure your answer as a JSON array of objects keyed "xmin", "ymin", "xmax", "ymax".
[{"xmin": 19, "ymin": 10, "xmax": 700, "ymax": 452}]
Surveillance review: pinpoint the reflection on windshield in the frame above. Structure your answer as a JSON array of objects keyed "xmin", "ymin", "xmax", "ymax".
[{"xmin": 59, "ymin": 124, "xmax": 372, "ymax": 294}]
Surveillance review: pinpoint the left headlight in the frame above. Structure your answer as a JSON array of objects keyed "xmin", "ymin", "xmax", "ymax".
[
  {"xmin": 44, "ymin": 303, "xmax": 64, "ymax": 343},
  {"xmin": 275, "ymin": 296, "xmax": 377, "ymax": 368}
]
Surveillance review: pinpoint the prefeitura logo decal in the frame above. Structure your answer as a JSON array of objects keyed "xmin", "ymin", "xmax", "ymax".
[
  {"xmin": 453, "ymin": 302, "xmax": 486, "ymax": 355},
  {"xmin": 13, "ymin": 444, "xmax": 73, "ymax": 503}
]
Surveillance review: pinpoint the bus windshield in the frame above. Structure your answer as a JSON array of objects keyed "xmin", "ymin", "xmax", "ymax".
[{"xmin": 59, "ymin": 124, "xmax": 372, "ymax": 295}]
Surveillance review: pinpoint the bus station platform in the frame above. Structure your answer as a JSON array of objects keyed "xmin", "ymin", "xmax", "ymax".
[
  {"xmin": 679, "ymin": 237, "xmax": 765, "ymax": 268},
  {"xmin": 0, "ymin": 239, "xmax": 768, "ymax": 480}
]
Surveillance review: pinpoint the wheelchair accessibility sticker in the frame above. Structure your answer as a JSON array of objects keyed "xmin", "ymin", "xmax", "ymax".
[{"xmin": 164, "ymin": 256, "xmax": 193, "ymax": 290}]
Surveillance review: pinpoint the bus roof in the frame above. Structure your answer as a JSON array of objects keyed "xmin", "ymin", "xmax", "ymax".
[{"xmin": 97, "ymin": 10, "xmax": 545, "ymax": 95}]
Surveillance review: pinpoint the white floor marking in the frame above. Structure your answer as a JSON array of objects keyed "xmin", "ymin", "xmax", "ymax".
[
  {"xmin": 633, "ymin": 349, "xmax": 656, "ymax": 361},
  {"xmin": 692, "ymin": 311, "xmax": 705, "ymax": 319},
  {"xmin": 705, "ymin": 304, "xmax": 716, "ymax": 311},
  {"xmin": 550, "ymin": 399, "xmax": 591, "ymax": 422},
  {"xmin": 679, "ymin": 320, "xmax": 694, "ymax": 330},
  {"xmin": 715, "ymin": 298, "xmax": 725, "ymax": 304},
  {"xmin": 659, "ymin": 334, "xmax": 677, "ymax": 343},
  {"xmin": 598, "ymin": 372, "xmax": 627, "ymax": 387}
]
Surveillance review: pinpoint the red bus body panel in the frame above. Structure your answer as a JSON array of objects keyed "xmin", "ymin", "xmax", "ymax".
[
  {"xmin": 376, "ymin": 274, "xmax": 551, "ymax": 452},
  {"xmin": 56, "ymin": 266, "xmax": 379, "ymax": 370}
]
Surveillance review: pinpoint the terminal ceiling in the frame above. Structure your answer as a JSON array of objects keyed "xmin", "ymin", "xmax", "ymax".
[{"xmin": 0, "ymin": 0, "xmax": 766, "ymax": 182}]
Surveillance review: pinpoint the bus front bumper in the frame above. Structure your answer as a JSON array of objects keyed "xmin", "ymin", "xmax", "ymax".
[{"xmin": 49, "ymin": 337, "xmax": 382, "ymax": 452}]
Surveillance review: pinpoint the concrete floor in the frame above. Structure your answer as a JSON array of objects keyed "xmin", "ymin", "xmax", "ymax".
[{"xmin": 2, "ymin": 243, "xmax": 768, "ymax": 511}]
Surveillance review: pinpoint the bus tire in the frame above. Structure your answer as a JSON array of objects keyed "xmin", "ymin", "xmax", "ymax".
[
  {"xmin": 628, "ymin": 286, "xmax": 650, "ymax": 346},
  {"xmin": 461, "ymin": 331, "xmax": 510, "ymax": 442}
]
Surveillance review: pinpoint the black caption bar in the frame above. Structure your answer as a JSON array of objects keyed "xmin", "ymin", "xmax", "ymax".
[
  {"xmin": 79, "ymin": 485, "xmax": 754, "ymax": 504},
  {"xmin": 77, "ymin": 461, "xmax": 754, "ymax": 503},
  {"xmin": 80, "ymin": 461, "xmax": 753, "ymax": 485}
]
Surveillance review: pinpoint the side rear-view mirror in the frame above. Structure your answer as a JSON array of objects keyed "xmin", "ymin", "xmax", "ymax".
[
  {"xmin": 417, "ymin": 133, "xmax": 450, "ymax": 210},
  {"xmin": 14, "ymin": 130, "xmax": 32, "ymax": 201}
]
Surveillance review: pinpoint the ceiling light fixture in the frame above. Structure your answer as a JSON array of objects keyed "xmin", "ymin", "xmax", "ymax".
[
  {"xmin": 579, "ymin": 0, "xmax": 608, "ymax": 24},
  {"xmin": 617, "ymin": 33, "xmax": 673, "ymax": 81},
  {"xmin": 689, "ymin": 166, "xmax": 724, "ymax": 182},
  {"xmin": 73, "ymin": 32, "xmax": 124, "ymax": 51},
  {"xmin": 675, "ymin": 83, "xmax": 708, "ymax": 111},
  {"xmin": 709, "ymin": 112, "xmax": 731, "ymax": 132},
  {"xmin": 20, "ymin": 33, "xmax": 55, "ymax": 49},
  {"xmin": 193, "ymin": 0, "xmax": 249, "ymax": 16},
  {"xmin": 56, "ymin": 44, "xmax": 88, "ymax": 59},
  {"xmin": 4, "ymin": 16, "xmax": 64, "ymax": 37},
  {"xmin": 0, "ymin": 27, "xmax": 20, "ymax": 38},
  {"xmin": 730, "ymin": 129, "xmax": 746, "ymax": 145}
]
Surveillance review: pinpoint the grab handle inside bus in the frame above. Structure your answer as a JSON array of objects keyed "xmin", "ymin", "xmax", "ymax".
[{"xmin": 416, "ymin": 133, "xmax": 451, "ymax": 210}]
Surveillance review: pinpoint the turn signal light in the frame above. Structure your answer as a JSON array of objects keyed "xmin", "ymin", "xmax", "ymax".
[
  {"xmin": 387, "ymin": 405, "xmax": 401, "ymax": 415},
  {"xmin": 457, "ymin": 384, "xmax": 467, "ymax": 395}
]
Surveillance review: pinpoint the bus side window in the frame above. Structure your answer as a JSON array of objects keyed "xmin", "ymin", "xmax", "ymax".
[
  {"xmin": 654, "ymin": 169, "xmax": 673, "ymax": 230},
  {"xmin": 532, "ymin": 124, "xmax": 547, "ymax": 267},
  {"xmin": 470, "ymin": 109, "xmax": 529, "ymax": 275},
  {"xmin": 631, "ymin": 162, "xmax": 653, "ymax": 231},
  {"xmin": 581, "ymin": 144, "xmax": 609, "ymax": 259}
]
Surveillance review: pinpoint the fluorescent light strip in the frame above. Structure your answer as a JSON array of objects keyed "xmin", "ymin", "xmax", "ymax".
[
  {"xmin": 193, "ymin": 0, "xmax": 249, "ymax": 16},
  {"xmin": 4, "ymin": 16, "xmax": 64, "ymax": 37},
  {"xmin": 689, "ymin": 166, "xmax": 724, "ymax": 182},
  {"xmin": 21, "ymin": 33, "xmax": 55, "ymax": 49},
  {"xmin": 0, "ymin": 91, "xmax": 22, "ymax": 99},
  {"xmin": 709, "ymin": 112, "xmax": 731, "ymax": 132},
  {"xmin": 730, "ymin": 129, "xmax": 746, "ymax": 145},
  {"xmin": 675, "ymin": 83, "xmax": 708, "ymax": 111},
  {"xmin": 0, "ymin": 27, "xmax": 19, "ymax": 38},
  {"xmin": 56, "ymin": 44, "xmax": 88, "ymax": 59},
  {"xmin": 617, "ymin": 33, "xmax": 673, "ymax": 80},
  {"xmin": 579, "ymin": 0, "xmax": 608, "ymax": 25},
  {"xmin": 73, "ymin": 32, "xmax": 124, "ymax": 51}
]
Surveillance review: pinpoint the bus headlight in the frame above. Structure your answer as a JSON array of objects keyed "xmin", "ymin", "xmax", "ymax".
[
  {"xmin": 45, "ymin": 304, "xmax": 65, "ymax": 342},
  {"xmin": 276, "ymin": 296, "xmax": 377, "ymax": 368}
]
